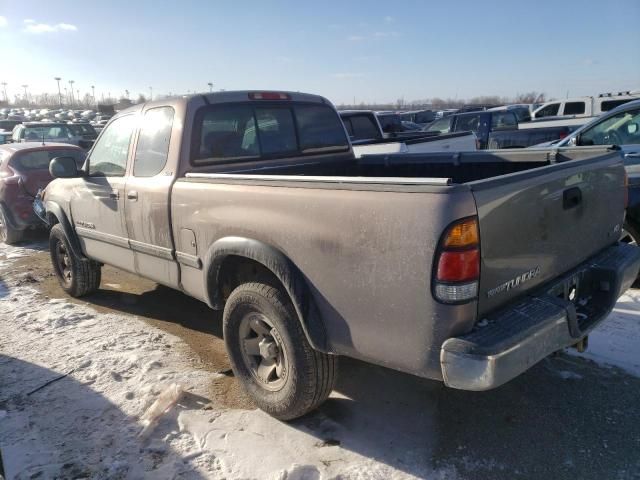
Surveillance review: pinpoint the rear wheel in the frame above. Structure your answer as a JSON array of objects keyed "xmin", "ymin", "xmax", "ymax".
[
  {"xmin": 49, "ymin": 224, "xmax": 101, "ymax": 297},
  {"xmin": 620, "ymin": 221, "xmax": 640, "ymax": 246},
  {"xmin": 0, "ymin": 207, "xmax": 23, "ymax": 245},
  {"xmin": 223, "ymin": 282, "xmax": 337, "ymax": 420},
  {"xmin": 620, "ymin": 221, "xmax": 640, "ymax": 288}
]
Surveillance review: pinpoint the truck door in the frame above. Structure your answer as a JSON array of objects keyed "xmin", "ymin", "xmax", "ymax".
[
  {"xmin": 123, "ymin": 106, "xmax": 180, "ymax": 288},
  {"xmin": 70, "ymin": 114, "xmax": 137, "ymax": 271}
]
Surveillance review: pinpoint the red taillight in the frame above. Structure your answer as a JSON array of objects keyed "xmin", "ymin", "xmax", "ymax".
[
  {"xmin": 433, "ymin": 217, "xmax": 480, "ymax": 303},
  {"xmin": 437, "ymin": 249, "xmax": 480, "ymax": 282},
  {"xmin": 248, "ymin": 92, "xmax": 291, "ymax": 100}
]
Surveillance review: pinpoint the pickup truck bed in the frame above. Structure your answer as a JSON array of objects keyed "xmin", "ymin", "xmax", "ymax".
[
  {"xmin": 40, "ymin": 91, "xmax": 640, "ymax": 419},
  {"xmin": 173, "ymin": 147, "xmax": 633, "ymax": 379}
]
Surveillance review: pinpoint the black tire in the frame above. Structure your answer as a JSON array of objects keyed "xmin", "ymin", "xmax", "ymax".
[
  {"xmin": 620, "ymin": 221, "xmax": 640, "ymax": 247},
  {"xmin": 223, "ymin": 282, "xmax": 337, "ymax": 420},
  {"xmin": 49, "ymin": 224, "xmax": 101, "ymax": 297},
  {"xmin": 0, "ymin": 207, "xmax": 23, "ymax": 245},
  {"xmin": 620, "ymin": 221, "xmax": 640, "ymax": 288}
]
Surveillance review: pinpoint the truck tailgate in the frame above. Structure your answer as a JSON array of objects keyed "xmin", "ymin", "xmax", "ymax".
[{"xmin": 471, "ymin": 151, "xmax": 626, "ymax": 316}]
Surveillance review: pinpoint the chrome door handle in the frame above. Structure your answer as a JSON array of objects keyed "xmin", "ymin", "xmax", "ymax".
[
  {"xmin": 108, "ymin": 190, "xmax": 119, "ymax": 199},
  {"xmin": 127, "ymin": 190, "xmax": 138, "ymax": 201}
]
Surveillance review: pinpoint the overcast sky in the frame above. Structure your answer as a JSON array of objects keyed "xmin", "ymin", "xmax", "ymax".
[{"xmin": 1, "ymin": 0, "xmax": 639, "ymax": 105}]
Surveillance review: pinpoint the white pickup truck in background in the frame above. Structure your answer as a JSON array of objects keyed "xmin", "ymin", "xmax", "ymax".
[
  {"xmin": 532, "ymin": 91, "xmax": 640, "ymax": 120},
  {"xmin": 339, "ymin": 110, "xmax": 477, "ymax": 157}
]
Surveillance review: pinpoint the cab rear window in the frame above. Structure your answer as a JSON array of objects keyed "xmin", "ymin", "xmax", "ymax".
[
  {"xmin": 192, "ymin": 103, "xmax": 349, "ymax": 163},
  {"xmin": 11, "ymin": 149, "xmax": 85, "ymax": 171}
]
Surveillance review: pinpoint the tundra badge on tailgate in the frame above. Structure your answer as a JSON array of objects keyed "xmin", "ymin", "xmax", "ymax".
[{"xmin": 487, "ymin": 266, "xmax": 541, "ymax": 298}]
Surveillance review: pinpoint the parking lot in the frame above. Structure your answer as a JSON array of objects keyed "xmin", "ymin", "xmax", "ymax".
[{"xmin": 1, "ymin": 240, "xmax": 639, "ymax": 479}]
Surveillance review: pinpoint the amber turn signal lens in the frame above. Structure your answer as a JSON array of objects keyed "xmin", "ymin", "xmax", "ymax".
[{"xmin": 443, "ymin": 218, "xmax": 479, "ymax": 248}]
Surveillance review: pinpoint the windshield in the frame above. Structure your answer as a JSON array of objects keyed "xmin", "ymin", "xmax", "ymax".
[
  {"xmin": 578, "ymin": 108, "xmax": 640, "ymax": 146},
  {"xmin": 10, "ymin": 148, "xmax": 85, "ymax": 171},
  {"xmin": 23, "ymin": 125, "xmax": 74, "ymax": 141}
]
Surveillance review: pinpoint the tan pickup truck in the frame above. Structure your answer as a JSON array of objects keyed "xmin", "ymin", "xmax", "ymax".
[{"xmin": 37, "ymin": 91, "xmax": 640, "ymax": 419}]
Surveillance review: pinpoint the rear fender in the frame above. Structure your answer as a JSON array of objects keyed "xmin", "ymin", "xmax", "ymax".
[{"xmin": 203, "ymin": 236, "xmax": 328, "ymax": 352}]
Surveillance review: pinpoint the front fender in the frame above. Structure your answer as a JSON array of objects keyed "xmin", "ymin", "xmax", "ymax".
[{"xmin": 203, "ymin": 236, "xmax": 328, "ymax": 352}]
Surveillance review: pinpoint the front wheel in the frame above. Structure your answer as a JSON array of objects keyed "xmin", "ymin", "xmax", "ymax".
[
  {"xmin": 223, "ymin": 282, "xmax": 337, "ymax": 420},
  {"xmin": 49, "ymin": 224, "xmax": 101, "ymax": 297}
]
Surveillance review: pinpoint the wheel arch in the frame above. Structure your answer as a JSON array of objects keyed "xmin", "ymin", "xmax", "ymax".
[
  {"xmin": 203, "ymin": 236, "xmax": 329, "ymax": 353},
  {"xmin": 45, "ymin": 201, "xmax": 83, "ymax": 258}
]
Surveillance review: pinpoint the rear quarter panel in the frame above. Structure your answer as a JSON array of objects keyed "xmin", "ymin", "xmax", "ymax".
[{"xmin": 172, "ymin": 179, "xmax": 478, "ymax": 379}]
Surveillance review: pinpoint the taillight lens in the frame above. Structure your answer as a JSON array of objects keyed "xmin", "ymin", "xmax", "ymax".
[{"xmin": 433, "ymin": 217, "xmax": 480, "ymax": 303}]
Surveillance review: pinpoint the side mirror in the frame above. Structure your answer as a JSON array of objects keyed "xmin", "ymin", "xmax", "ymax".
[
  {"xmin": 49, "ymin": 156, "xmax": 80, "ymax": 178},
  {"xmin": 568, "ymin": 136, "xmax": 578, "ymax": 147}
]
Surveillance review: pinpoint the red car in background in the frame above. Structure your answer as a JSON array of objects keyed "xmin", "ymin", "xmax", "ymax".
[{"xmin": 0, "ymin": 143, "xmax": 85, "ymax": 244}]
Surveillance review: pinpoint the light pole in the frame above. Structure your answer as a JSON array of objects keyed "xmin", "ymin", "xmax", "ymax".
[
  {"xmin": 54, "ymin": 77, "xmax": 62, "ymax": 106},
  {"xmin": 207, "ymin": 82, "xmax": 213, "ymax": 92},
  {"xmin": 91, "ymin": 85, "xmax": 95, "ymax": 106},
  {"xmin": 149, "ymin": 86, "xmax": 152, "ymax": 101},
  {"xmin": 77, "ymin": 89, "xmax": 80, "ymax": 106},
  {"xmin": 68, "ymin": 80, "xmax": 75, "ymax": 106},
  {"xmin": 21, "ymin": 85, "xmax": 28, "ymax": 106},
  {"xmin": 1, "ymin": 82, "xmax": 7, "ymax": 103}
]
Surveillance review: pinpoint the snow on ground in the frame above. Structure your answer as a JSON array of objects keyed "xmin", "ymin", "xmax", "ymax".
[
  {"xmin": 570, "ymin": 291, "xmax": 640, "ymax": 376},
  {"xmin": 1, "ymin": 240, "xmax": 640, "ymax": 479},
  {"xmin": 0, "ymin": 243, "xmax": 453, "ymax": 479}
]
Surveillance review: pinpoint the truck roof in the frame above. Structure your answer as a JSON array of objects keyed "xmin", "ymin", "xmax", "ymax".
[{"xmin": 117, "ymin": 90, "xmax": 331, "ymax": 117}]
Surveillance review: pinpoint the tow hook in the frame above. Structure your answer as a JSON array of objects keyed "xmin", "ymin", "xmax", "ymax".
[{"xmin": 572, "ymin": 336, "xmax": 589, "ymax": 353}]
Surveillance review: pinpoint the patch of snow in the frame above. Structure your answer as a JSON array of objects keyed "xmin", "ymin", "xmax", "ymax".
[
  {"xmin": 568, "ymin": 290, "xmax": 640, "ymax": 377},
  {"xmin": 557, "ymin": 370, "xmax": 583, "ymax": 380}
]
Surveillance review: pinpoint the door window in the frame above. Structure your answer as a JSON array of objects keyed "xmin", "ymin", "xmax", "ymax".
[
  {"xmin": 133, "ymin": 107, "xmax": 175, "ymax": 177},
  {"xmin": 563, "ymin": 102, "xmax": 586, "ymax": 115},
  {"xmin": 88, "ymin": 115, "xmax": 136, "ymax": 176},
  {"xmin": 454, "ymin": 114, "xmax": 482, "ymax": 133},
  {"xmin": 348, "ymin": 115, "xmax": 380, "ymax": 140},
  {"xmin": 535, "ymin": 103, "xmax": 560, "ymax": 118},
  {"xmin": 491, "ymin": 112, "xmax": 517, "ymax": 129}
]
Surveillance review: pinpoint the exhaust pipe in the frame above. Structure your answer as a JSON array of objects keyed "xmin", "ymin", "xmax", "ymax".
[{"xmin": 572, "ymin": 336, "xmax": 589, "ymax": 353}]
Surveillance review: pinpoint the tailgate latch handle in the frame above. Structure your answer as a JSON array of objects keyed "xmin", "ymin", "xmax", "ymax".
[{"xmin": 563, "ymin": 187, "xmax": 582, "ymax": 210}]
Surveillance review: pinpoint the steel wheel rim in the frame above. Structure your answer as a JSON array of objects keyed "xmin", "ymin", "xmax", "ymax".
[
  {"xmin": 54, "ymin": 240, "xmax": 73, "ymax": 285},
  {"xmin": 620, "ymin": 228, "xmax": 638, "ymax": 246},
  {"xmin": 238, "ymin": 312, "xmax": 288, "ymax": 391}
]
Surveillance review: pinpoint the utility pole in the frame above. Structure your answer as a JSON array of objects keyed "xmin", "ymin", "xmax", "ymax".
[
  {"xmin": 69, "ymin": 80, "xmax": 75, "ymax": 106},
  {"xmin": 54, "ymin": 77, "xmax": 62, "ymax": 106},
  {"xmin": 207, "ymin": 82, "xmax": 213, "ymax": 93},
  {"xmin": 21, "ymin": 85, "xmax": 28, "ymax": 106},
  {"xmin": 91, "ymin": 85, "xmax": 96, "ymax": 106},
  {"xmin": 149, "ymin": 86, "xmax": 153, "ymax": 101},
  {"xmin": 1, "ymin": 82, "xmax": 7, "ymax": 103}
]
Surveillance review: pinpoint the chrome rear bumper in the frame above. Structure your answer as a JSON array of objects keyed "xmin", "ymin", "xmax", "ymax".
[{"xmin": 440, "ymin": 243, "xmax": 640, "ymax": 390}]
